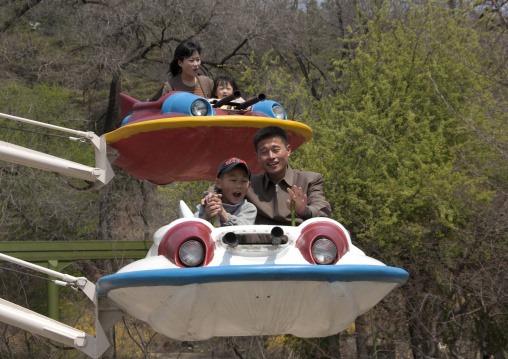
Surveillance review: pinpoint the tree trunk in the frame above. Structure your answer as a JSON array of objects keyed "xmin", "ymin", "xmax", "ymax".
[
  {"xmin": 103, "ymin": 73, "xmax": 122, "ymax": 135},
  {"xmin": 98, "ymin": 183, "xmax": 113, "ymax": 241},
  {"xmin": 354, "ymin": 316, "xmax": 372, "ymax": 359}
]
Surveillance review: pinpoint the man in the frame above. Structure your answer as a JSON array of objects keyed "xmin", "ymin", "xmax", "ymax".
[{"xmin": 248, "ymin": 126, "xmax": 331, "ymax": 225}]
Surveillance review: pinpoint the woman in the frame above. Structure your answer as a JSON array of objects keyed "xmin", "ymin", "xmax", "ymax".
[{"xmin": 160, "ymin": 40, "xmax": 213, "ymax": 98}]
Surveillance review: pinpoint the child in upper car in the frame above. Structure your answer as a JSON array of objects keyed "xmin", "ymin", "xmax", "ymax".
[
  {"xmin": 195, "ymin": 157, "xmax": 256, "ymax": 226},
  {"xmin": 212, "ymin": 75, "xmax": 239, "ymax": 99},
  {"xmin": 211, "ymin": 76, "xmax": 245, "ymax": 108}
]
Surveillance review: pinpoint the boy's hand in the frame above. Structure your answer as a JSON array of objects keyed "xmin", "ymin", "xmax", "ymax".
[
  {"xmin": 203, "ymin": 194, "xmax": 223, "ymax": 221},
  {"xmin": 201, "ymin": 192, "xmax": 216, "ymax": 206}
]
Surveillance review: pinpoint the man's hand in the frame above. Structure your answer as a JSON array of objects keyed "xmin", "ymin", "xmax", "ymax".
[{"xmin": 287, "ymin": 185, "xmax": 308, "ymax": 217}]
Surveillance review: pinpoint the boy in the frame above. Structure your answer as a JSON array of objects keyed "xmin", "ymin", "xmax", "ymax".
[{"xmin": 195, "ymin": 157, "xmax": 257, "ymax": 226}]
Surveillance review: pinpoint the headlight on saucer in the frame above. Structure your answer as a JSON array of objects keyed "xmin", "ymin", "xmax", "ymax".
[
  {"xmin": 191, "ymin": 100, "xmax": 209, "ymax": 116},
  {"xmin": 179, "ymin": 240, "xmax": 205, "ymax": 267},
  {"xmin": 312, "ymin": 238, "xmax": 337, "ymax": 265},
  {"xmin": 272, "ymin": 104, "xmax": 286, "ymax": 119}
]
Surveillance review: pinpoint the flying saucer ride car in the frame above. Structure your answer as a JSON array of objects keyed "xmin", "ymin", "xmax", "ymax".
[
  {"xmin": 97, "ymin": 201, "xmax": 408, "ymax": 341},
  {"xmin": 105, "ymin": 90, "xmax": 312, "ymax": 184}
]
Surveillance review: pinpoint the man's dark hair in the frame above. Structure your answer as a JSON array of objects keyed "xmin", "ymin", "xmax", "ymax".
[{"xmin": 253, "ymin": 126, "xmax": 288, "ymax": 151}]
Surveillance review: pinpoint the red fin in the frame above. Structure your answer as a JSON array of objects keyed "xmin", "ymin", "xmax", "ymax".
[{"xmin": 119, "ymin": 93, "xmax": 139, "ymax": 119}]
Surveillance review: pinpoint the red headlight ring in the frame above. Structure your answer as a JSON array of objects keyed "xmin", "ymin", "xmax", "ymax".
[
  {"xmin": 296, "ymin": 221, "xmax": 349, "ymax": 265},
  {"xmin": 158, "ymin": 221, "xmax": 214, "ymax": 267}
]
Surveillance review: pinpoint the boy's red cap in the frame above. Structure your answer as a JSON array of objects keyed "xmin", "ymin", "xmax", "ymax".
[{"xmin": 217, "ymin": 157, "xmax": 251, "ymax": 179}]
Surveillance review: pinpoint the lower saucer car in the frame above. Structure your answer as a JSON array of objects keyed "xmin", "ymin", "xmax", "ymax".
[{"xmin": 97, "ymin": 203, "xmax": 408, "ymax": 340}]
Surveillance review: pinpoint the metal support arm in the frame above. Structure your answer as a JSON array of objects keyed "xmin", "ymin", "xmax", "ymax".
[{"xmin": 0, "ymin": 112, "xmax": 114, "ymax": 187}]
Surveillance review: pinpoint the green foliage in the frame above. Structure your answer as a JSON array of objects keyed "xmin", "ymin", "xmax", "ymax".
[
  {"xmin": 0, "ymin": 81, "xmax": 100, "ymax": 242},
  {"xmin": 235, "ymin": 51, "xmax": 314, "ymax": 120},
  {"xmin": 286, "ymin": 3, "xmax": 508, "ymax": 355},
  {"xmin": 158, "ymin": 181, "xmax": 212, "ymax": 220},
  {"xmin": 267, "ymin": 334, "xmax": 341, "ymax": 358},
  {"xmin": 0, "ymin": 81, "xmax": 92, "ymax": 165},
  {"xmin": 294, "ymin": 4, "xmax": 495, "ymax": 262}
]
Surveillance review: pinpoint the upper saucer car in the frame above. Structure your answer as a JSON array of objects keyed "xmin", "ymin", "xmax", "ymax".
[
  {"xmin": 96, "ymin": 202, "xmax": 409, "ymax": 341},
  {"xmin": 105, "ymin": 91, "xmax": 313, "ymax": 184}
]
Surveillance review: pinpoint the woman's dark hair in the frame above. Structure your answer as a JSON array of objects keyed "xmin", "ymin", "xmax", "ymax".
[
  {"xmin": 212, "ymin": 75, "xmax": 239, "ymax": 97},
  {"xmin": 169, "ymin": 40, "xmax": 202, "ymax": 77}
]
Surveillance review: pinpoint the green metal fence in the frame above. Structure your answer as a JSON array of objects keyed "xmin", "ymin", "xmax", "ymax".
[{"xmin": 0, "ymin": 240, "xmax": 152, "ymax": 320}]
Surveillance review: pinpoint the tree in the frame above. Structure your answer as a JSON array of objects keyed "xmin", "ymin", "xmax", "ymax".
[{"xmin": 291, "ymin": 3, "xmax": 508, "ymax": 358}]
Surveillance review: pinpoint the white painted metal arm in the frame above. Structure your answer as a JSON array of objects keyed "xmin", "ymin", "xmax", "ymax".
[
  {"xmin": 0, "ymin": 252, "xmax": 95, "ymax": 300},
  {"xmin": 0, "ymin": 298, "xmax": 88, "ymax": 347},
  {"xmin": 0, "ymin": 251, "xmax": 111, "ymax": 358},
  {"xmin": 0, "ymin": 112, "xmax": 114, "ymax": 188}
]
